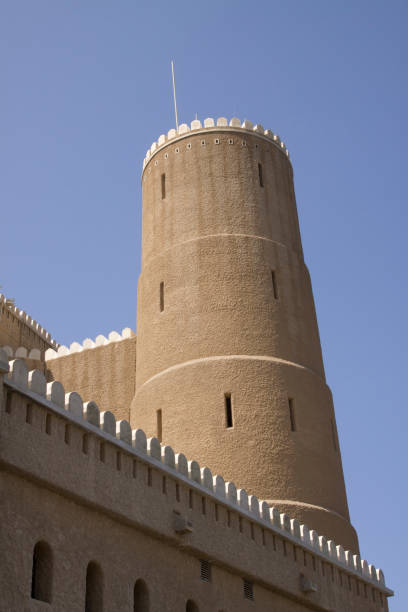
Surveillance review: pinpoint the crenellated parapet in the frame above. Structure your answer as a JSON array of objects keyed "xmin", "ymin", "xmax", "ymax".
[
  {"xmin": 45, "ymin": 327, "xmax": 135, "ymax": 361},
  {"xmin": 142, "ymin": 117, "xmax": 289, "ymax": 170},
  {"xmin": 0, "ymin": 293, "xmax": 59, "ymax": 349},
  {"xmin": 0, "ymin": 348, "xmax": 391, "ymax": 602},
  {"xmin": 0, "ymin": 345, "xmax": 42, "ymax": 360}
]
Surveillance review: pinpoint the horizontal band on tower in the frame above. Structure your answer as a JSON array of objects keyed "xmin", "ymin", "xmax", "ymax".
[{"xmin": 136, "ymin": 353, "xmax": 327, "ymax": 392}]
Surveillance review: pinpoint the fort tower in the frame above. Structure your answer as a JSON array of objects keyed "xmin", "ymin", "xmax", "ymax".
[{"xmin": 131, "ymin": 118, "xmax": 358, "ymax": 553}]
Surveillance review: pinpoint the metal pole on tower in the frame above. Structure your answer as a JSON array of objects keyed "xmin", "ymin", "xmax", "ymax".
[{"xmin": 171, "ymin": 60, "xmax": 179, "ymax": 131}]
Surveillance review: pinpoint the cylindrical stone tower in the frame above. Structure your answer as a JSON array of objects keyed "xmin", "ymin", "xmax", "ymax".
[{"xmin": 131, "ymin": 117, "xmax": 358, "ymax": 553}]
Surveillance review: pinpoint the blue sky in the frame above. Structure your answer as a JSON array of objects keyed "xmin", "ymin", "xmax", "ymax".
[{"xmin": 2, "ymin": 1, "xmax": 407, "ymax": 607}]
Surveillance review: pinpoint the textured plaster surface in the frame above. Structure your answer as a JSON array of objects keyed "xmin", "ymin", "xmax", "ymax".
[
  {"xmin": 46, "ymin": 336, "xmax": 136, "ymax": 422},
  {"xmin": 131, "ymin": 129, "xmax": 357, "ymax": 552}
]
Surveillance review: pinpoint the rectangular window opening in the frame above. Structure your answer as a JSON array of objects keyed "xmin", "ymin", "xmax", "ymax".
[
  {"xmin": 189, "ymin": 489, "xmax": 193, "ymax": 509},
  {"xmin": 26, "ymin": 403, "xmax": 33, "ymax": 424},
  {"xmin": 147, "ymin": 467, "xmax": 153, "ymax": 487},
  {"xmin": 288, "ymin": 398, "xmax": 296, "ymax": 432},
  {"xmin": 45, "ymin": 414, "xmax": 52, "ymax": 435},
  {"xmin": 201, "ymin": 497, "xmax": 206, "ymax": 515},
  {"xmin": 215, "ymin": 504, "xmax": 219, "ymax": 522},
  {"xmin": 227, "ymin": 510, "xmax": 231, "ymax": 528},
  {"xmin": 225, "ymin": 394, "xmax": 233, "ymax": 428},
  {"xmin": 200, "ymin": 560, "xmax": 212, "ymax": 583},
  {"xmin": 271, "ymin": 270, "xmax": 279, "ymax": 299},
  {"xmin": 82, "ymin": 434, "xmax": 89, "ymax": 455},
  {"xmin": 243, "ymin": 579, "xmax": 254, "ymax": 601},
  {"xmin": 116, "ymin": 451, "xmax": 121, "ymax": 471},
  {"xmin": 162, "ymin": 475, "xmax": 167, "ymax": 495},
  {"xmin": 160, "ymin": 281, "xmax": 164, "ymax": 312},
  {"xmin": 156, "ymin": 409, "xmax": 162, "ymax": 443},
  {"xmin": 258, "ymin": 163, "xmax": 264, "ymax": 187},
  {"xmin": 176, "ymin": 483, "xmax": 180, "ymax": 502},
  {"xmin": 132, "ymin": 460, "xmax": 137, "ymax": 479},
  {"xmin": 5, "ymin": 390, "xmax": 12, "ymax": 414},
  {"xmin": 64, "ymin": 423, "xmax": 70, "ymax": 445},
  {"xmin": 331, "ymin": 419, "xmax": 338, "ymax": 452},
  {"xmin": 239, "ymin": 516, "xmax": 243, "ymax": 533},
  {"xmin": 99, "ymin": 442, "xmax": 105, "ymax": 463},
  {"xmin": 161, "ymin": 173, "xmax": 166, "ymax": 199}
]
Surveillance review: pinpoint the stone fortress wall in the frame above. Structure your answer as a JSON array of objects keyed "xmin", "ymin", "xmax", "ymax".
[
  {"xmin": 0, "ymin": 350, "xmax": 392, "ymax": 611},
  {"xmin": 0, "ymin": 116, "xmax": 394, "ymax": 609},
  {"xmin": 44, "ymin": 329, "xmax": 136, "ymax": 423},
  {"xmin": 0, "ymin": 293, "xmax": 59, "ymax": 358}
]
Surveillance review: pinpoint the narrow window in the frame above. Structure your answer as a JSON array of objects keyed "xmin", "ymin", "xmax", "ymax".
[
  {"xmin": 85, "ymin": 562, "xmax": 103, "ymax": 612},
  {"xmin": 364, "ymin": 583, "xmax": 368, "ymax": 598},
  {"xmin": 200, "ymin": 560, "xmax": 211, "ymax": 582},
  {"xmin": 225, "ymin": 394, "xmax": 233, "ymax": 428},
  {"xmin": 186, "ymin": 600, "xmax": 199, "ymax": 612},
  {"xmin": 5, "ymin": 390, "xmax": 12, "ymax": 413},
  {"xmin": 239, "ymin": 516, "xmax": 243, "ymax": 533},
  {"xmin": 321, "ymin": 561, "xmax": 326, "ymax": 577},
  {"xmin": 312, "ymin": 556, "xmax": 316, "ymax": 571},
  {"xmin": 64, "ymin": 424, "xmax": 70, "ymax": 445},
  {"xmin": 243, "ymin": 579, "xmax": 254, "ymax": 601},
  {"xmin": 262, "ymin": 529, "xmax": 266, "ymax": 546},
  {"xmin": 31, "ymin": 541, "xmax": 53, "ymax": 602},
  {"xmin": 250, "ymin": 523, "xmax": 255, "ymax": 540},
  {"xmin": 214, "ymin": 504, "xmax": 219, "ymax": 522},
  {"xmin": 331, "ymin": 419, "xmax": 338, "ymax": 452},
  {"xmin": 303, "ymin": 551, "xmax": 307, "ymax": 567},
  {"xmin": 133, "ymin": 578, "xmax": 149, "ymax": 612},
  {"xmin": 348, "ymin": 575, "xmax": 352, "ymax": 591},
  {"xmin": 162, "ymin": 475, "xmax": 167, "ymax": 494},
  {"xmin": 132, "ymin": 460, "xmax": 137, "ymax": 478},
  {"xmin": 372, "ymin": 589, "xmax": 376, "ymax": 602},
  {"xmin": 45, "ymin": 414, "xmax": 52, "ymax": 435},
  {"xmin": 176, "ymin": 483, "xmax": 180, "ymax": 502},
  {"xmin": 156, "ymin": 409, "xmax": 162, "ymax": 443},
  {"xmin": 227, "ymin": 510, "xmax": 231, "ymax": 528},
  {"xmin": 161, "ymin": 173, "xmax": 166, "ymax": 199},
  {"xmin": 116, "ymin": 451, "xmax": 121, "ymax": 471},
  {"xmin": 188, "ymin": 489, "xmax": 193, "ymax": 509},
  {"xmin": 160, "ymin": 282, "xmax": 164, "ymax": 312},
  {"xmin": 283, "ymin": 540, "xmax": 287, "ymax": 556},
  {"xmin": 258, "ymin": 163, "xmax": 264, "ymax": 187},
  {"xmin": 356, "ymin": 580, "xmax": 360, "ymax": 596},
  {"xmin": 201, "ymin": 497, "xmax": 206, "ymax": 515},
  {"xmin": 147, "ymin": 467, "xmax": 152, "ymax": 487},
  {"xmin": 26, "ymin": 403, "xmax": 33, "ymax": 424},
  {"xmin": 271, "ymin": 270, "xmax": 279, "ymax": 299},
  {"xmin": 82, "ymin": 434, "xmax": 89, "ymax": 455},
  {"xmin": 288, "ymin": 398, "xmax": 296, "ymax": 432},
  {"xmin": 99, "ymin": 442, "xmax": 105, "ymax": 463}
]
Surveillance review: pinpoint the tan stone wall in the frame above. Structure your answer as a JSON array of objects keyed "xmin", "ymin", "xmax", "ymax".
[
  {"xmin": 132, "ymin": 127, "xmax": 357, "ymax": 552},
  {"xmin": 0, "ymin": 304, "xmax": 54, "ymax": 358},
  {"xmin": 0, "ymin": 369, "xmax": 390, "ymax": 611},
  {"xmin": 46, "ymin": 336, "xmax": 136, "ymax": 422}
]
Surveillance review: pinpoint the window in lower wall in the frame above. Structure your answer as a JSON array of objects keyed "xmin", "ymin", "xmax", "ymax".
[
  {"xmin": 31, "ymin": 541, "xmax": 53, "ymax": 603},
  {"xmin": 85, "ymin": 562, "xmax": 103, "ymax": 612}
]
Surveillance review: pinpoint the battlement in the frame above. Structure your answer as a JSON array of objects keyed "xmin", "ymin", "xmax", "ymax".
[
  {"xmin": 0, "ymin": 293, "xmax": 59, "ymax": 349},
  {"xmin": 44, "ymin": 327, "xmax": 135, "ymax": 361},
  {"xmin": 0, "ymin": 348, "xmax": 392, "ymax": 605},
  {"xmin": 0, "ymin": 345, "xmax": 42, "ymax": 360},
  {"xmin": 142, "ymin": 117, "xmax": 290, "ymax": 170}
]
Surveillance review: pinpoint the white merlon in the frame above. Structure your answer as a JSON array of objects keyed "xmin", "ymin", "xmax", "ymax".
[
  {"xmin": 2, "ymin": 358, "xmax": 391, "ymax": 596},
  {"xmin": 191, "ymin": 119, "xmax": 202, "ymax": 130},
  {"xmin": 0, "ymin": 346, "xmax": 42, "ymax": 360},
  {"xmin": 44, "ymin": 328, "xmax": 135, "ymax": 361}
]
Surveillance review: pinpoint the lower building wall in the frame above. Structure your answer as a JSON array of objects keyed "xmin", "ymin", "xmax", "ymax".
[
  {"xmin": 45, "ymin": 336, "xmax": 136, "ymax": 422},
  {"xmin": 1, "ymin": 471, "xmax": 313, "ymax": 612}
]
